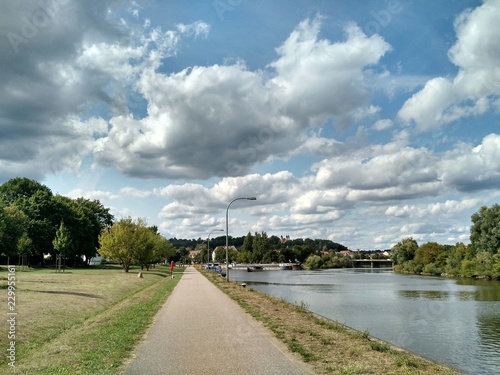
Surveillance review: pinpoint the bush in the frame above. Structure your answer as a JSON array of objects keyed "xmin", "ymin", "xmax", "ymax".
[
  {"xmin": 460, "ymin": 260, "xmax": 476, "ymax": 277},
  {"xmin": 403, "ymin": 260, "xmax": 423, "ymax": 274},
  {"xmin": 304, "ymin": 254, "xmax": 323, "ymax": 270},
  {"xmin": 423, "ymin": 262, "xmax": 442, "ymax": 275}
]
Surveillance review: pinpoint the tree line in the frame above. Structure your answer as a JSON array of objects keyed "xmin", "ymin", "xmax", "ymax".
[
  {"xmin": 0, "ymin": 177, "xmax": 179, "ymax": 271},
  {"xmin": 190, "ymin": 231, "xmax": 348, "ymax": 266},
  {"xmin": 6, "ymin": 176, "xmax": 498, "ymax": 277},
  {"xmin": 391, "ymin": 204, "xmax": 500, "ymax": 278},
  {"xmin": 0, "ymin": 177, "xmax": 113, "ymax": 265}
]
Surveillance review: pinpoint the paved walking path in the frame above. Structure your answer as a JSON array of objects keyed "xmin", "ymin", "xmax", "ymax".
[{"xmin": 123, "ymin": 266, "xmax": 315, "ymax": 375}]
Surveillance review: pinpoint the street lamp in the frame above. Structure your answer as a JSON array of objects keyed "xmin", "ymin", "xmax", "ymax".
[
  {"xmin": 225, "ymin": 196, "xmax": 257, "ymax": 281},
  {"xmin": 207, "ymin": 229, "xmax": 224, "ymax": 264}
]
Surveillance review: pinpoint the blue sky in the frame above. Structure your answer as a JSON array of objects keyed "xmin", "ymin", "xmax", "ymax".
[{"xmin": 1, "ymin": 0, "xmax": 500, "ymax": 249}]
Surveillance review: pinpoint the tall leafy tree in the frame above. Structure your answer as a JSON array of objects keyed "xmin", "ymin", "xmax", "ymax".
[
  {"xmin": 99, "ymin": 217, "xmax": 138, "ymax": 272},
  {"xmin": 133, "ymin": 219, "xmax": 157, "ymax": 270},
  {"xmin": 0, "ymin": 177, "xmax": 52, "ymax": 205},
  {"xmin": 52, "ymin": 221, "xmax": 73, "ymax": 257},
  {"xmin": 99, "ymin": 217, "xmax": 168, "ymax": 272},
  {"xmin": 251, "ymin": 231, "xmax": 270, "ymax": 263},
  {"xmin": 153, "ymin": 234, "xmax": 177, "ymax": 264},
  {"xmin": 238, "ymin": 232, "xmax": 254, "ymax": 263},
  {"xmin": 0, "ymin": 178, "xmax": 58, "ymax": 259},
  {"xmin": 54, "ymin": 196, "xmax": 113, "ymax": 264},
  {"xmin": 241, "ymin": 232, "xmax": 254, "ymax": 253},
  {"xmin": 391, "ymin": 237, "xmax": 418, "ymax": 265},
  {"xmin": 470, "ymin": 204, "xmax": 500, "ymax": 255},
  {"xmin": 0, "ymin": 205, "xmax": 29, "ymax": 261},
  {"xmin": 414, "ymin": 242, "xmax": 447, "ymax": 267},
  {"xmin": 445, "ymin": 243, "xmax": 469, "ymax": 275}
]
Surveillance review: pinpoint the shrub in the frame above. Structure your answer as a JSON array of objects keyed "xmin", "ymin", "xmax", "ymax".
[{"xmin": 460, "ymin": 260, "xmax": 476, "ymax": 277}]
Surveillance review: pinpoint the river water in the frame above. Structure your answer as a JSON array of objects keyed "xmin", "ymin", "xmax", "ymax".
[{"xmin": 229, "ymin": 268, "xmax": 500, "ymax": 374}]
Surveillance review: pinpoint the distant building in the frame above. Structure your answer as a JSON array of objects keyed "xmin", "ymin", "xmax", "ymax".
[
  {"xmin": 338, "ymin": 250, "xmax": 355, "ymax": 257},
  {"xmin": 189, "ymin": 250, "xmax": 201, "ymax": 259},
  {"xmin": 280, "ymin": 235, "xmax": 291, "ymax": 244},
  {"xmin": 212, "ymin": 246, "xmax": 237, "ymax": 262}
]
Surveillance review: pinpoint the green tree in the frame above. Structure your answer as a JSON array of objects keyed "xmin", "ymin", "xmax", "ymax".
[
  {"xmin": 445, "ymin": 243, "xmax": 468, "ymax": 275},
  {"xmin": 241, "ymin": 232, "xmax": 253, "ymax": 253},
  {"xmin": 52, "ymin": 221, "xmax": 73, "ymax": 257},
  {"xmin": 0, "ymin": 177, "xmax": 52, "ymax": 205},
  {"xmin": 475, "ymin": 251, "xmax": 493, "ymax": 277},
  {"xmin": 391, "ymin": 237, "xmax": 418, "ymax": 265},
  {"xmin": 99, "ymin": 217, "xmax": 140, "ymax": 272},
  {"xmin": 238, "ymin": 232, "xmax": 253, "ymax": 263},
  {"xmin": 0, "ymin": 178, "xmax": 58, "ymax": 259},
  {"xmin": 470, "ymin": 204, "xmax": 500, "ymax": 255},
  {"xmin": 153, "ymin": 234, "xmax": 176, "ymax": 263},
  {"xmin": 251, "ymin": 231, "xmax": 271, "ymax": 263},
  {"xmin": 304, "ymin": 254, "xmax": 323, "ymax": 270},
  {"xmin": 71, "ymin": 197, "xmax": 113, "ymax": 264},
  {"xmin": 213, "ymin": 246, "xmax": 237, "ymax": 263},
  {"xmin": 416, "ymin": 242, "xmax": 447, "ymax": 268},
  {"xmin": 0, "ymin": 205, "xmax": 29, "ymax": 261},
  {"xmin": 461, "ymin": 259, "xmax": 476, "ymax": 277},
  {"xmin": 492, "ymin": 251, "xmax": 500, "ymax": 278},
  {"xmin": 132, "ymin": 219, "xmax": 157, "ymax": 270}
]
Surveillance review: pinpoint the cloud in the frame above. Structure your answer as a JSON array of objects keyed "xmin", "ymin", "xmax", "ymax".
[
  {"xmin": 373, "ymin": 119, "xmax": 393, "ymax": 131},
  {"xmin": 385, "ymin": 199, "xmax": 481, "ymax": 219},
  {"xmin": 397, "ymin": 0, "xmax": 500, "ymax": 130},
  {"xmin": 440, "ymin": 133, "xmax": 500, "ymax": 192},
  {"xmin": 313, "ymin": 145, "xmax": 440, "ymax": 195},
  {"xmin": 1, "ymin": 9, "xmax": 391, "ymax": 181},
  {"xmin": 150, "ymin": 130, "xmax": 500, "ymax": 245},
  {"xmin": 269, "ymin": 18, "xmax": 391, "ymax": 128},
  {"xmin": 119, "ymin": 187, "xmax": 151, "ymax": 198},
  {"xmin": 0, "ymin": 0, "xmax": 207, "ymax": 181},
  {"xmin": 157, "ymin": 171, "xmax": 299, "ymax": 216},
  {"xmin": 66, "ymin": 188, "xmax": 118, "ymax": 201},
  {"xmin": 92, "ymin": 16, "xmax": 391, "ymax": 179}
]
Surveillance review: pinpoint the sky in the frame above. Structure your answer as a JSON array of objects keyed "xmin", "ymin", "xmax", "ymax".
[{"xmin": 1, "ymin": 0, "xmax": 500, "ymax": 250}]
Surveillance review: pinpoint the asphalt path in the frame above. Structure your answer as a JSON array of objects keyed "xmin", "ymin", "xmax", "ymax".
[{"xmin": 123, "ymin": 266, "xmax": 315, "ymax": 375}]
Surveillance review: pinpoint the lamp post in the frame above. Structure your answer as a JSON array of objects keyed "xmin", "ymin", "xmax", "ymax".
[
  {"xmin": 225, "ymin": 196, "xmax": 257, "ymax": 281},
  {"xmin": 207, "ymin": 229, "xmax": 224, "ymax": 265}
]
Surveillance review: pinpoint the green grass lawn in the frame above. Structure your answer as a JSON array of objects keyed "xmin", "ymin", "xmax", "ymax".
[{"xmin": 0, "ymin": 264, "xmax": 182, "ymax": 374}]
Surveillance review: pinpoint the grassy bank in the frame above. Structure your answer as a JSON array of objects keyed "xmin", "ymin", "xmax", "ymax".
[
  {"xmin": 202, "ymin": 270, "xmax": 460, "ymax": 375},
  {"xmin": 0, "ymin": 265, "xmax": 182, "ymax": 374}
]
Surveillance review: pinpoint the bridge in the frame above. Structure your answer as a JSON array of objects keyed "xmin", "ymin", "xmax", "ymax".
[{"xmin": 351, "ymin": 259, "xmax": 394, "ymax": 268}]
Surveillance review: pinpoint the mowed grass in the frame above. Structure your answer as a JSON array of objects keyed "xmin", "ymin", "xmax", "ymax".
[{"xmin": 0, "ymin": 265, "xmax": 182, "ymax": 374}]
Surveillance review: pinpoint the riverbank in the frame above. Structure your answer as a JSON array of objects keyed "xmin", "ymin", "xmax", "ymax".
[{"xmin": 202, "ymin": 269, "xmax": 460, "ymax": 374}]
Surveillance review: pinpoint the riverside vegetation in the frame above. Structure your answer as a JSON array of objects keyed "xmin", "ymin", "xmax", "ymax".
[
  {"xmin": 391, "ymin": 204, "xmax": 500, "ymax": 278},
  {"xmin": 201, "ymin": 268, "xmax": 460, "ymax": 375},
  {"xmin": 0, "ymin": 265, "xmax": 182, "ymax": 374}
]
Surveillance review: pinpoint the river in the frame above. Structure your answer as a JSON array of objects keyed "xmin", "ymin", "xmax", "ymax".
[{"xmin": 228, "ymin": 268, "xmax": 500, "ymax": 374}]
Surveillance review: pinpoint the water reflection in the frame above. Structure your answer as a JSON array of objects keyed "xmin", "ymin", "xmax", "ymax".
[
  {"xmin": 229, "ymin": 269, "xmax": 500, "ymax": 374},
  {"xmin": 477, "ymin": 307, "xmax": 500, "ymax": 359},
  {"xmin": 397, "ymin": 290, "xmax": 450, "ymax": 300}
]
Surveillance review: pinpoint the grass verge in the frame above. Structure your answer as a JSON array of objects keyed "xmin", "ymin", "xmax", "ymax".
[
  {"xmin": 0, "ymin": 265, "xmax": 182, "ymax": 374},
  {"xmin": 202, "ymin": 269, "xmax": 461, "ymax": 375}
]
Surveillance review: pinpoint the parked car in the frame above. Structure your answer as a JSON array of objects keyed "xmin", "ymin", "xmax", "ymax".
[
  {"xmin": 214, "ymin": 265, "xmax": 226, "ymax": 277},
  {"xmin": 205, "ymin": 262, "xmax": 220, "ymax": 270}
]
